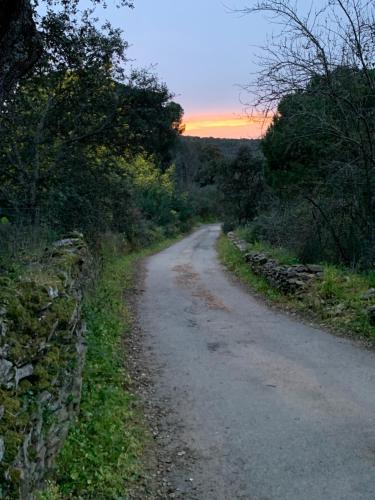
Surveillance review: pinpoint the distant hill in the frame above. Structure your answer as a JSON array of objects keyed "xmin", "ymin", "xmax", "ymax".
[
  {"xmin": 180, "ymin": 136, "xmax": 261, "ymax": 159},
  {"xmin": 173, "ymin": 136, "xmax": 261, "ymax": 188}
]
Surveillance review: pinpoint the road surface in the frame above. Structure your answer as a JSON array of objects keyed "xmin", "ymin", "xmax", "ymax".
[{"xmin": 139, "ymin": 224, "xmax": 375, "ymax": 500}]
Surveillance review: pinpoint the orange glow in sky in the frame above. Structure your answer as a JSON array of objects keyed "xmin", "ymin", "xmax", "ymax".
[{"xmin": 183, "ymin": 113, "xmax": 273, "ymax": 139}]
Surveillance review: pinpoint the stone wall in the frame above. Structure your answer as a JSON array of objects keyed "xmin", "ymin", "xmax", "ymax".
[
  {"xmin": 0, "ymin": 234, "xmax": 90, "ymax": 499},
  {"xmin": 227, "ymin": 232, "xmax": 323, "ymax": 293}
]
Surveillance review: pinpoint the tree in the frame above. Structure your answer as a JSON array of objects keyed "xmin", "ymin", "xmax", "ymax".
[
  {"xmin": 0, "ymin": 0, "xmax": 42, "ymax": 102},
  {"xmin": 112, "ymin": 72, "xmax": 184, "ymax": 168},
  {"xmin": 241, "ymin": 0, "xmax": 375, "ymax": 265},
  {"xmin": 0, "ymin": 11, "xmax": 128, "ymax": 223},
  {"xmin": 0, "ymin": 0, "xmax": 134, "ymax": 101},
  {"xmin": 219, "ymin": 146, "xmax": 265, "ymax": 224},
  {"xmin": 195, "ymin": 144, "xmax": 227, "ymax": 187},
  {"xmin": 0, "ymin": 5, "xmax": 184, "ymax": 236}
]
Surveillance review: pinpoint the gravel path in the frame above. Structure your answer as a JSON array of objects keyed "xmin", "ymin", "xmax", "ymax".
[{"xmin": 139, "ymin": 224, "xmax": 375, "ymax": 500}]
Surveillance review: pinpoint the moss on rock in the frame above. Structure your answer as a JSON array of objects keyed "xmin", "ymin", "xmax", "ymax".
[{"xmin": 0, "ymin": 234, "xmax": 90, "ymax": 498}]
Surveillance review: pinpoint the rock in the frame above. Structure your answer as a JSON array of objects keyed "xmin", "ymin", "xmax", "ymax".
[
  {"xmin": 15, "ymin": 364, "xmax": 33, "ymax": 387},
  {"xmin": 306, "ymin": 264, "xmax": 324, "ymax": 274},
  {"xmin": 0, "ymin": 316, "xmax": 7, "ymax": 336},
  {"xmin": 295, "ymin": 272, "xmax": 317, "ymax": 282},
  {"xmin": 246, "ymin": 252, "xmax": 268, "ymax": 265},
  {"xmin": 38, "ymin": 391, "xmax": 52, "ymax": 404},
  {"xmin": 0, "ymin": 358, "xmax": 13, "ymax": 385},
  {"xmin": 361, "ymin": 288, "xmax": 375, "ymax": 301},
  {"xmin": 233, "ymin": 244, "xmax": 321, "ymax": 295},
  {"xmin": 47, "ymin": 286, "xmax": 59, "ymax": 299},
  {"xmin": 287, "ymin": 278, "xmax": 306, "ymax": 289},
  {"xmin": 0, "ymin": 438, "xmax": 4, "ymax": 461},
  {"xmin": 288, "ymin": 265, "xmax": 309, "ymax": 273},
  {"xmin": 235, "ymin": 241, "xmax": 248, "ymax": 252},
  {"xmin": 0, "ymin": 233, "xmax": 89, "ymax": 498},
  {"xmin": 53, "ymin": 237, "xmax": 82, "ymax": 248},
  {"xmin": 0, "ymin": 344, "xmax": 10, "ymax": 357},
  {"xmin": 330, "ymin": 303, "xmax": 346, "ymax": 316}
]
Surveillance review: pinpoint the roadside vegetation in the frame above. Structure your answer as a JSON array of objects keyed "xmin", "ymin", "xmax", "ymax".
[
  {"xmin": 38, "ymin": 232, "xmax": 186, "ymax": 499},
  {"xmin": 234, "ymin": 227, "xmax": 299, "ymax": 266},
  {"xmin": 0, "ymin": 0, "xmax": 193, "ymax": 275},
  {"xmin": 0, "ymin": 1, "xmax": 197, "ymax": 496},
  {"xmin": 219, "ymin": 234, "xmax": 375, "ymax": 341},
  {"xmin": 190, "ymin": 0, "xmax": 375, "ymax": 342}
]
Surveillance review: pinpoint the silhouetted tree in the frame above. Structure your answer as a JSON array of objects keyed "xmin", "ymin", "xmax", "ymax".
[{"xmin": 0, "ymin": 0, "xmax": 134, "ymax": 101}]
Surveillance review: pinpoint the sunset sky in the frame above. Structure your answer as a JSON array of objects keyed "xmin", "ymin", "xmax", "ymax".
[
  {"xmin": 184, "ymin": 113, "xmax": 273, "ymax": 139},
  {"xmin": 66, "ymin": 1, "xmax": 278, "ymax": 138},
  {"xmin": 124, "ymin": 1, "xmax": 275, "ymax": 138}
]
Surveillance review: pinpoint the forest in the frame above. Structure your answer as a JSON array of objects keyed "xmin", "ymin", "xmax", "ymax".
[
  {"xmin": 2, "ymin": 0, "xmax": 374, "ymax": 271},
  {"xmin": 0, "ymin": 1, "xmax": 192, "ymax": 268},
  {"xmin": 183, "ymin": 1, "xmax": 375, "ymax": 271}
]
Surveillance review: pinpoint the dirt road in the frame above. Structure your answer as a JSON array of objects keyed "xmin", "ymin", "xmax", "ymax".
[{"xmin": 139, "ymin": 224, "xmax": 375, "ymax": 499}]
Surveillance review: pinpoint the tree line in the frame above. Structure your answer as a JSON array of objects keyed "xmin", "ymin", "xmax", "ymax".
[
  {"xmin": 190, "ymin": 0, "xmax": 375, "ymax": 269},
  {"xmin": 0, "ymin": 0, "xmax": 193, "ymax": 265},
  {"xmin": 1, "ymin": 0, "xmax": 374, "ymax": 271}
]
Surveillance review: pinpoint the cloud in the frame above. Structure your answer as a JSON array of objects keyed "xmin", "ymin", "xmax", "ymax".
[{"xmin": 183, "ymin": 113, "xmax": 273, "ymax": 139}]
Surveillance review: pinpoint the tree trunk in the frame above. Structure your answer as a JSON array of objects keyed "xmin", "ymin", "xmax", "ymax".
[{"xmin": 0, "ymin": 0, "xmax": 42, "ymax": 103}]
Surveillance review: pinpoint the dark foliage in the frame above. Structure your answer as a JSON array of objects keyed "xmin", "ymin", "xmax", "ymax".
[
  {"xmin": 0, "ymin": 2, "xmax": 190, "ymax": 268},
  {"xmin": 238, "ymin": 0, "xmax": 375, "ymax": 268},
  {"xmin": 260, "ymin": 67, "xmax": 375, "ymax": 266}
]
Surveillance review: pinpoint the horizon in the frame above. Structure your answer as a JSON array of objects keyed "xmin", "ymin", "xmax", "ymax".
[
  {"xmin": 182, "ymin": 112, "xmax": 273, "ymax": 139},
  {"xmin": 123, "ymin": 1, "xmax": 274, "ymax": 139},
  {"xmin": 64, "ymin": 0, "xmax": 278, "ymax": 139}
]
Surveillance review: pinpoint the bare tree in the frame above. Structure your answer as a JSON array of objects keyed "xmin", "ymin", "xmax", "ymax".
[
  {"xmin": 240, "ymin": 0, "xmax": 375, "ymax": 264},
  {"xmin": 240, "ymin": 1, "xmax": 374, "ymax": 103}
]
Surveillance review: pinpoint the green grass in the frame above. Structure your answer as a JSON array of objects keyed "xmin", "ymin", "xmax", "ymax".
[
  {"xmin": 38, "ymin": 234, "xmax": 184, "ymax": 499},
  {"xmin": 219, "ymin": 234, "xmax": 375, "ymax": 341},
  {"xmin": 234, "ymin": 228, "xmax": 299, "ymax": 266},
  {"xmin": 304, "ymin": 265, "xmax": 375, "ymax": 338},
  {"xmin": 218, "ymin": 235, "xmax": 284, "ymax": 302},
  {"xmin": 249, "ymin": 241, "xmax": 299, "ymax": 266}
]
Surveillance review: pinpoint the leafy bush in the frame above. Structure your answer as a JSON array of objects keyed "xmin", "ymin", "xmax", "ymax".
[{"xmin": 246, "ymin": 198, "xmax": 346, "ymax": 264}]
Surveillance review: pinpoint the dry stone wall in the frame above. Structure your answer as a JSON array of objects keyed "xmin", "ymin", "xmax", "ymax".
[
  {"xmin": 227, "ymin": 232, "xmax": 323, "ymax": 293},
  {"xmin": 227, "ymin": 232, "xmax": 375, "ymax": 327},
  {"xmin": 0, "ymin": 234, "xmax": 90, "ymax": 499}
]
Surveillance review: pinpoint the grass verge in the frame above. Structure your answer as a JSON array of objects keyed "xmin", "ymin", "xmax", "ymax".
[
  {"xmin": 218, "ymin": 234, "xmax": 284, "ymax": 302},
  {"xmin": 38, "ymin": 234, "xmax": 185, "ymax": 499},
  {"xmin": 218, "ymin": 234, "xmax": 375, "ymax": 341},
  {"xmin": 234, "ymin": 227, "xmax": 299, "ymax": 265}
]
